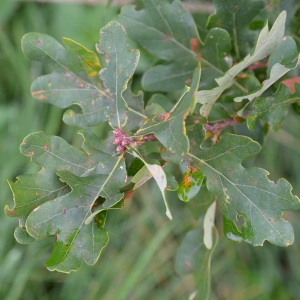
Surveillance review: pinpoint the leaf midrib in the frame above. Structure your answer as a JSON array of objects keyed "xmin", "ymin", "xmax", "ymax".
[{"xmin": 189, "ymin": 152, "xmax": 287, "ymax": 243}]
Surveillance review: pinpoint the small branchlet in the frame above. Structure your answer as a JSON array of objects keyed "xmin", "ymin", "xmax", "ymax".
[{"xmin": 204, "ymin": 114, "xmax": 247, "ymax": 135}]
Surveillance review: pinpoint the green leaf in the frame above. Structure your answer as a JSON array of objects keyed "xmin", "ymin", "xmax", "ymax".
[
  {"xmin": 15, "ymin": 129, "xmax": 126, "ymax": 272},
  {"xmin": 175, "ymin": 202, "xmax": 218, "ymax": 300},
  {"xmin": 199, "ymin": 27, "xmax": 232, "ymax": 89},
  {"xmin": 5, "ymin": 131, "xmax": 93, "ymax": 225},
  {"xmin": 131, "ymin": 149, "xmax": 172, "ymax": 220},
  {"xmin": 122, "ymin": 81, "xmax": 146, "ymax": 132},
  {"xmin": 5, "ymin": 130, "xmax": 126, "ymax": 242},
  {"xmin": 235, "ymin": 36, "xmax": 300, "ymax": 106},
  {"xmin": 197, "ymin": 11, "xmax": 287, "ymax": 118},
  {"xmin": 117, "ymin": 0, "xmax": 199, "ymax": 92},
  {"xmin": 26, "ymin": 171, "xmax": 110, "ymax": 273},
  {"xmin": 14, "ymin": 226, "xmax": 36, "ymax": 244},
  {"xmin": 177, "ymin": 166, "xmax": 204, "ymax": 202},
  {"xmin": 136, "ymin": 65, "xmax": 201, "ymax": 164},
  {"xmin": 22, "ymin": 33, "xmax": 111, "ymax": 128},
  {"xmin": 141, "ymin": 60, "xmax": 197, "ymax": 92},
  {"xmin": 6, "ymin": 170, "xmax": 68, "ymax": 226},
  {"xmin": 175, "ymin": 228, "xmax": 218, "ymax": 300},
  {"xmin": 267, "ymin": 36, "xmax": 299, "ymax": 73},
  {"xmin": 96, "ymin": 21, "xmax": 140, "ymax": 129},
  {"xmin": 147, "ymin": 93, "xmax": 174, "ymax": 112},
  {"xmin": 117, "ymin": 0, "xmax": 232, "ymax": 92},
  {"xmin": 22, "ymin": 21, "xmax": 139, "ymax": 129},
  {"xmin": 187, "ymin": 124, "xmax": 300, "ymax": 246},
  {"xmin": 207, "ymin": 0, "xmax": 265, "ymax": 58},
  {"xmin": 117, "ymin": 0, "xmax": 199, "ymax": 61},
  {"xmin": 248, "ymin": 84, "xmax": 300, "ymax": 131},
  {"xmin": 141, "ymin": 27, "xmax": 232, "ymax": 92}
]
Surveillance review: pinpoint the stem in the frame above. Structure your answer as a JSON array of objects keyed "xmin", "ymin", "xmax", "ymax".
[
  {"xmin": 141, "ymin": 134, "xmax": 157, "ymax": 142},
  {"xmin": 128, "ymin": 114, "xmax": 249, "ymax": 148},
  {"xmin": 204, "ymin": 113, "xmax": 249, "ymax": 134},
  {"xmin": 204, "ymin": 118, "xmax": 236, "ymax": 134}
]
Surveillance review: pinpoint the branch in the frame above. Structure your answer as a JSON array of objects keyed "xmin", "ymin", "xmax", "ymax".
[
  {"xmin": 113, "ymin": 114, "xmax": 248, "ymax": 152},
  {"xmin": 203, "ymin": 114, "xmax": 248, "ymax": 134}
]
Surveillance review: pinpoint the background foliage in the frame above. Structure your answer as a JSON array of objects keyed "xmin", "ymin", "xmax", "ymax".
[{"xmin": 1, "ymin": 0, "xmax": 300, "ymax": 299}]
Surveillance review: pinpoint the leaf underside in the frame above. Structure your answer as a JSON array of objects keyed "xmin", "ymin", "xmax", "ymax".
[{"xmin": 197, "ymin": 11, "xmax": 289, "ymax": 118}]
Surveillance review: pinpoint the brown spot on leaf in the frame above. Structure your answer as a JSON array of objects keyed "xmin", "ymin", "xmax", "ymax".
[
  {"xmin": 36, "ymin": 40, "xmax": 42, "ymax": 46},
  {"xmin": 68, "ymin": 111, "xmax": 74, "ymax": 118},
  {"xmin": 182, "ymin": 173, "xmax": 192, "ymax": 188},
  {"xmin": 190, "ymin": 38, "xmax": 199, "ymax": 51},
  {"xmin": 182, "ymin": 3, "xmax": 188, "ymax": 10},
  {"xmin": 43, "ymin": 145, "xmax": 49, "ymax": 150},
  {"xmin": 39, "ymin": 95, "xmax": 46, "ymax": 100},
  {"xmin": 32, "ymin": 90, "xmax": 46, "ymax": 100},
  {"xmin": 124, "ymin": 189, "xmax": 135, "ymax": 200},
  {"xmin": 185, "ymin": 261, "xmax": 192, "ymax": 270},
  {"xmin": 29, "ymin": 151, "xmax": 34, "ymax": 156},
  {"xmin": 185, "ymin": 78, "xmax": 192, "ymax": 84},
  {"xmin": 163, "ymin": 35, "xmax": 170, "ymax": 41},
  {"xmin": 268, "ymin": 217, "xmax": 274, "ymax": 223},
  {"xmin": 160, "ymin": 113, "xmax": 170, "ymax": 121},
  {"xmin": 78, "ymin": 83, "xmax": 84, "ymax": 88}
]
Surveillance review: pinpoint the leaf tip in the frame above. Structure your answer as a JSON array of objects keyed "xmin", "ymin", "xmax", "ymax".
[
  {"xmin": 166, "ymin": 209, "xmax": 173, "ymax": 220},
  {"xmin": 4, "ymin": 204, "xmax": 14, "ymax": 217}
]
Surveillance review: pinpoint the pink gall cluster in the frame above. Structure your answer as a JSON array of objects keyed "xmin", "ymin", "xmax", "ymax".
[{"xmin": 113, "ymin": 129, "xmax": 134, "ymax": 152}]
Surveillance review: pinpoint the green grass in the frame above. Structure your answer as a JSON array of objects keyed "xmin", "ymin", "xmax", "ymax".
[{"xmin": 1, "ymin": 1, "xmax": 300, "ymax": 299}]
